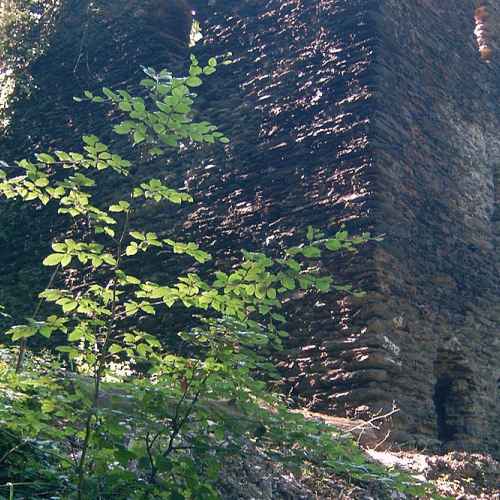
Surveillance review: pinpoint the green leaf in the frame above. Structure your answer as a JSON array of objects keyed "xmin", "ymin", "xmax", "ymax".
[
  {"xmin": 102, "ymin": 87, "xmax": 117, "ymax": 100},
  {"xmin": 186, "ymin": 76, "xmax": 203, "ymax": 87},
  {"xmin": 126, "ymin": 244, "xmax": 138, "ymax": 256},
  {"xmin": 140, "ymin": 78, "xmax": 155, "ymax": 88},
  {"xmin": 130, "ymin": 231, "xmax": 145, "ymax": 241},
  {"xmin": 60, "ymin": 254, "xmax": 72, "ymax": 267},
  {"xmin": 55, "ymin": 151, "xmax": 71, "ymax": 161},
  {"xmin": 203, "ymin": 66, "xmax": 216, "ymax": 76},
  {"xmin": 325, "ymin": 239, "xmax": 342, "ymax": 251},
  {"xmin": 255, "ymin": 284, "xmax": 266, "ymax": 300},
  {"xmin": 41, "ymin": 400, "xmax": 56, "ymax": 413},
  {"xmin": 56, "ymin": 346, "xmax": 80, "ymax": 358},
  {"xmin": 36, "ymin": 153, "xmax": 55, "ymax": 164},
  {"xmin": 189, "ymin": 65, "xmax": 203, "ymax": 76},
  {"xmin": 91, "ymin": 256, "xmax": 103, "ymax": 268},
  {"xmin": 281, "ymin": 276, "xmax": 295, "ymax": 290},
  {"xmin": 140, "ymin": 303, "xmax": 155, "ymax": 315},
  {"xmin": 302, "ymin": 246, "xmax": 321, "ymax": 258},
  {"xmin": 104, "ymin": 226, "xmax": 116, "ymax": 238},
  {"xmin": 43, "ymin": 253, "xmax": 63, "ymax": 266},
  {"xmin": 10, "ymin": 325, "xmax": 37, "ymax": 341},
  {"xmin": 114, "ymin": 121, "xmax": 135, "ymax": 135},
  {"xmin": 125, "ymin": 302, "xmax": 139, "ymax": 316},
  {"xmin": 102, "ymin": 254, "xmax": 117, "ymax": 266},
  {"xmin": 119, "ymin": 101, "xmax": 132, "ymax": 112},
  {"xmin": 126, "ymin": 275, "xmax": 141, "ymax": 285},
  {"xmin": 285, "ymin": 259, "xmax": 300, "ymax": 272},
  {"xmin": 70, "ymin": 152, "xmax": 84, "ymax": 162},
  {"xmin": 272, "ymin": 313, "xmax": 287, "ymax": 323},
  {"xmin": 34, "ymin": 177, "xmax": 50, "ymax": 187},
  {"xmin": 109, "ymin": 344, "xmax": 123, "ymax": 354},
  {"xmin": 133, "ymin": 99, "xmax": 146, "ymax": 112},
  {"xmin": 133, "ymin": 130, "xmax": 146, "ymax": 144},
  {"xmin": 39, "ymin": 326, "xmax": 53, "ymax": 338},
  {"xmin": 68, "ymin": 329, "xmax": 83, "ymax": 342},
  {"xmin": 62, "ymin": 300, "xmax": 78, "ymax": 313},
  {"xmin": 83, "ymin": 135, "xmax": 99, "ymax": 146},
  {"xmin": 316, "ymin": 277, "xmax": 332, "ymax": 292}
]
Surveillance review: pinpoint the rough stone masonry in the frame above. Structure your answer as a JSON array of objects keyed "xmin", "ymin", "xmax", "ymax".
[
  {"xmin": 0, "ymin": 0, "xmax": 499, "ymax": 456},
  {"xmin": 188, "ymin": 0, "xmax": 500, "ymax": 456}
]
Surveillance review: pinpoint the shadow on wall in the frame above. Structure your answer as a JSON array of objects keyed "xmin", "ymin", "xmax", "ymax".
[{"xmin": 133, "ymin": 0, "xmax": 192, "ymax": 46}]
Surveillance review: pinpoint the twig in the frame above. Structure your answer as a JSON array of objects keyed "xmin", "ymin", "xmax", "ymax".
[
  {"xmin": 76, "ymin": 210, "xmax": 130, "ymax": 499},
  {"xmin": 145, "ymin": 431, "xmax": 162, "ymax": 483},
  {"xmin": 373, "ymin": 429, "xmax": 392, "ymax": 451},
  {"xmin": 73, "ymin": 0, "xmax": 91, "ymax": 75},
  {"xmin": 343, "ymin": 405, "xmax": 400, "ymax": 440},
  {"xmin": 0, "ymin": 441, "xmax": 25, "ymax": 464},
  {"xmin": 163, "ymin": 370, "xmax": 208, "ymax": 459}
]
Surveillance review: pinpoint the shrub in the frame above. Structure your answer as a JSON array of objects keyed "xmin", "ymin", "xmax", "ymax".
[{"xmin": 0, "ymin": 55, "xmax": 430, "ymax": 499}]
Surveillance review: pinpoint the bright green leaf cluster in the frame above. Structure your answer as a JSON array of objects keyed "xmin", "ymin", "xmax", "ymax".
[{"xmin": 0, "ymin": 57, "xmax": 410, "ymax": 500}]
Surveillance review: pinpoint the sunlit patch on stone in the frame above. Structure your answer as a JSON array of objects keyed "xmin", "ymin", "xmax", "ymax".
[{"xmin": 474, "ymin": 5, "xmax": 493, "ymax": 61}]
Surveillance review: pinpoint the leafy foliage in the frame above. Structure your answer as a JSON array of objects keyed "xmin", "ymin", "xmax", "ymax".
[
  {"xmin": 0, "ymin": 55, "xmax": 435, "ymax": 499},
  {"xmin": 0, "ymin": 1, "xmax": 61, "ymax": 120},
  {"xmin": 0, "ymin": 1, "xmax": 59, "ymax": 64}
]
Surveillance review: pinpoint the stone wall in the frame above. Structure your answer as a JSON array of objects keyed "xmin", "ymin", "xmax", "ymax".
[
  {"xmin": 187, "ymin": 0, "xmax": 378, "ymax": 409},
  {"xmin": 0, "ymin": 0, "xmax": 499, "ymax": 455},
  {"xmin": 370, "ymin": 0, "xmax": 500, "ymax": 453},
  {"xmin": 188, "ymin": 0, "xmax": 500, "ymax": 455}
]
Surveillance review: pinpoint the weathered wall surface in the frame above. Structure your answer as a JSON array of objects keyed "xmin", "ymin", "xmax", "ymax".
[
  {"xmin": 0, "ymin": 0, "xmax": 499, "ymax": 455},
  {"xmin": 187, "ymin": 0, "xmax": 379, "ymax": 415},
  {"xmin": 189, "ymin": 0, "xmax": 500, "ymax": 455},
  {"xmin": 370, "ymin": 0, "xmax": 500, "ymax": 453}
]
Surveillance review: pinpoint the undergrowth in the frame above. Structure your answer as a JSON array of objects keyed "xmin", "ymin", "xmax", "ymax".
[{"xmin": 0, "ymin": 43, "xmax": 441, "ymax": 499}]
